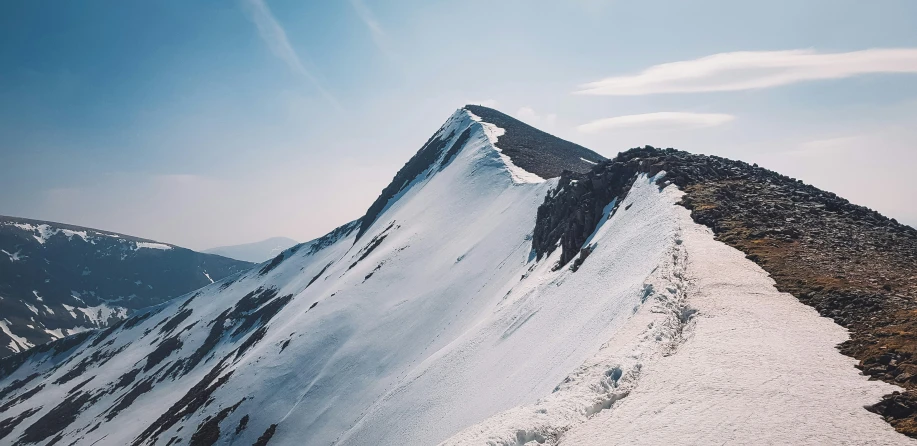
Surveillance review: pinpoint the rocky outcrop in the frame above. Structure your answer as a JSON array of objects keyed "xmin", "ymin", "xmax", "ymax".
[{"xmin": 533, "ymin": 146, "xmax": 917, "ymax": 436}]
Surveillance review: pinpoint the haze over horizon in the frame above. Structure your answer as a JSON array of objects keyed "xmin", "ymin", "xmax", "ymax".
[{"xmin": 2, "ymin": 0, "xmax": 916, "ymax": 250}]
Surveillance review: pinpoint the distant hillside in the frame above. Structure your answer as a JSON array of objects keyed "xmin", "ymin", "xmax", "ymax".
[
  {"xmin": 204, "ymin": 237, "xmax": 299, "ymax": 263},
  {"xmin": 0, "ymin": 215, "xmax": 252, "ymax": 358}
]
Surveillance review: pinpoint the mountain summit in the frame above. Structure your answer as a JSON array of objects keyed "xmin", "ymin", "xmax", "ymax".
[
  {"xmin": 356, "ymin": 105, "xmax": 604, "ymax": 240},
  {"xmin": 0, "ymin": 107, "xmax": 915, "ymax": 445}
]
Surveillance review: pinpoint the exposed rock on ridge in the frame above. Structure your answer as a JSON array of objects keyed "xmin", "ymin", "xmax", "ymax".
[
  {"xmin": 464, "ymin": 105, "xmax": 605, "ymax": 179},
  {"xmin": 533, "ymin": 145, "xmax": 917, "ymax": 436}
]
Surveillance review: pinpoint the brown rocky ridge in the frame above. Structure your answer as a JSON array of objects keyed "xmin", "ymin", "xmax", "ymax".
[{"xmin": 533, "ymin": 146, "xmax": 917, "ymax": 437}]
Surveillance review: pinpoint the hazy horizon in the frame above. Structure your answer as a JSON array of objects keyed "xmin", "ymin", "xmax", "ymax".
[{"xmin": 2, "ymin": 0, "xmax": 916, "ymax": 250}]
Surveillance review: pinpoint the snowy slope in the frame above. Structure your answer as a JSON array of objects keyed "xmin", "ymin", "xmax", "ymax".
[
  {"xmin": 0, "ymin": 107, "xmax": 909, "ymax": 446},
  {"xmin": 444, "ymin": 176, "xmax": 909, "ymax": 445}
]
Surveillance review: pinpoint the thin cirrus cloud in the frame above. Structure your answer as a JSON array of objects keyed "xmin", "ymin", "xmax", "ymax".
[
  {"xmin": 577, "ymin": 112, "xmax": 735, "ymax": 134},
  {"xmin": 242, "ymin": 0, "xmax": 342, "ymax": 110},
  {"xmin": 349, "ymin": 0, "xmax": 396, "ymax": 61},
  {"xmin": 575, "ymin": 48, "xmax": 917, "ymax": 95}
]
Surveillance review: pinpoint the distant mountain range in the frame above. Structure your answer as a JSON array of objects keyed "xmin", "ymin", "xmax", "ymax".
[
  {"xmin": 204, "ymin": 237, "xmax": 299, "ymax": 263},
  {"xmin": 0, "ymin": 216, "xmax": 252, "ymax": 358},
  {"xmin": 1, "ymin": 106, "xmax": 916, "ymax": 445}
]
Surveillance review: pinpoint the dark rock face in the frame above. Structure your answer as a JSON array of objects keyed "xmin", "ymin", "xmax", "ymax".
[
  {"xmin": 304, "ymin": 219, "xmax": 362, "ymax": 256},
  {"xmin": 463, "ymin": 105, "xmax": 605, "ymax": 179},
  {"xmin": 0, "ymin": 406, "xmax": 41, "ymax": 441},
  {"xmin": 533, "ymin": 161, "xmax": 644, "ymax": 267},
  {"xmin": 0, "ymin": 216, "xmax": 252, "ymax": 358},
  {"xmin": 534, "ymin": 145, "xmax": 917, "ymax": 436},
  {"xmin": 252, "ymin": 424, "xmax": 277, "ymax": 446},
  {"xmin": 16, "ymin": 388, "xmax": 104, "ymax": 444}
]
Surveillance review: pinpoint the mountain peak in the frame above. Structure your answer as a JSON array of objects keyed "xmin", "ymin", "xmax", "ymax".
[
  {"xmin": 462, "ymin": 105, "xmax": 605, "ymax": 178},
  {"xmin": 356, "ymin": 105, "xmax": 605, "ymax": 240}
]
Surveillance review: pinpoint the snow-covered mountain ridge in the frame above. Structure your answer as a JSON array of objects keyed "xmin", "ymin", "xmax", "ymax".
[
  {"xmin": 0, "ymin": 217, "xmax": 252, "ymax": 359},
  {"xmin": 0, "ymin": 106, "xmax": 914, "ymax": 445}
]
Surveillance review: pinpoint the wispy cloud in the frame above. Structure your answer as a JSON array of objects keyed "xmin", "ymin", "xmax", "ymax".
[
  {"xmin": 349, "ymin": 0, "xmax": 396, "ymax": 61},
  {"xmin": 576, "ymin": 49, "xmax": 917, "ymax": 95},
  {"xmin": 243, "ymin": 0, "xmax": 342, "ymax": 110},
  {"xmin": 577, "ymin": 112, "xmax": 735, "ymax": 133}
]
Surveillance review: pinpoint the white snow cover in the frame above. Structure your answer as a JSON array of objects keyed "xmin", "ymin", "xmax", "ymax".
[
  {"xmin": 557, "ymin": 206, "xmax": 909, "ymax": 444},
  {"xmin": 62, "ymin": 303, "xmax": 79, "ymax": 319},
  {"xmin": 76, "ymin": 303, "xmax": 128, "ymax": 325},
  {"xmin": 444, "ymin": 176, "xmax": 910, "ymax": 445},
  {"xmin": 5, "ymin": 222, "xmax": 85, "ymax": 244},
  {"xmin": 134, "ymin": 241, "xmax": 173, "ymax": 250},
  {"xmin": 23, "ymin": 302, "xmax": 40, "ymax": 314},
  {"xmin": 45, "ymin": 328, "xmax": 65, "ymax": 340},
  {"xmin": 60, "ymin": 228, "xmax": 91, "ymax": 242},
  {"xmin": 0, "ymin": 112, "xmax": 909, "ymax": 446},
  {"xmin": 0, "ymin": 318, "xmax": 33, "ymax": 353},
  {"xmin": 3, "ymin": 220, "xmax": 120, "ymax": 245}
]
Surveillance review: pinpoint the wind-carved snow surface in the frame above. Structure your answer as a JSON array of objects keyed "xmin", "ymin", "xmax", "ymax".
[
  {"xmin": 445, "ymin": 175, "xmax": 910, "ymax": 446},
  {"xmin": 0, "ymin": 114, "xmax": 909, "ymax": 445}
]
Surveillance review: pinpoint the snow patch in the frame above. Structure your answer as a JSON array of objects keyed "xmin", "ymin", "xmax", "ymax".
[
  {"xmin": 0, "ymin": 319, "xmax": 33, "ymax": 353},
  {"xmin": 134, "ymin": 241, "xmax": 173, "ymax": 250},
  {"xmin": 60, "ymin": 228, "xmax": 91, "ymax": 242},
  {"xmin": 77, "ymin": 304, "xmax": 128, "ymax": 326},
  {"xmin": 62, "ymin": 303, "xmax": 79, "ymax": 319},
  {"xmin": 24, "ymin": 302, "xmax": 39, "ymax": 314},
  {"xmin": 2, "ymin": 249, "xmax": 23, "ymax": 261}
]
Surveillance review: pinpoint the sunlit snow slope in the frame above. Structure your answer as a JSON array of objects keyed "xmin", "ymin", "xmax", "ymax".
[{"xmin": 0, "ymin": 107, "xmax": 908, "ymax": 446}]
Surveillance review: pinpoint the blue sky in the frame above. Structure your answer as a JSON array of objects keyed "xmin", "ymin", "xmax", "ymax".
[{"xmin": 2, "ymin": 0, "xmax": 916, "ymax": 249}]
